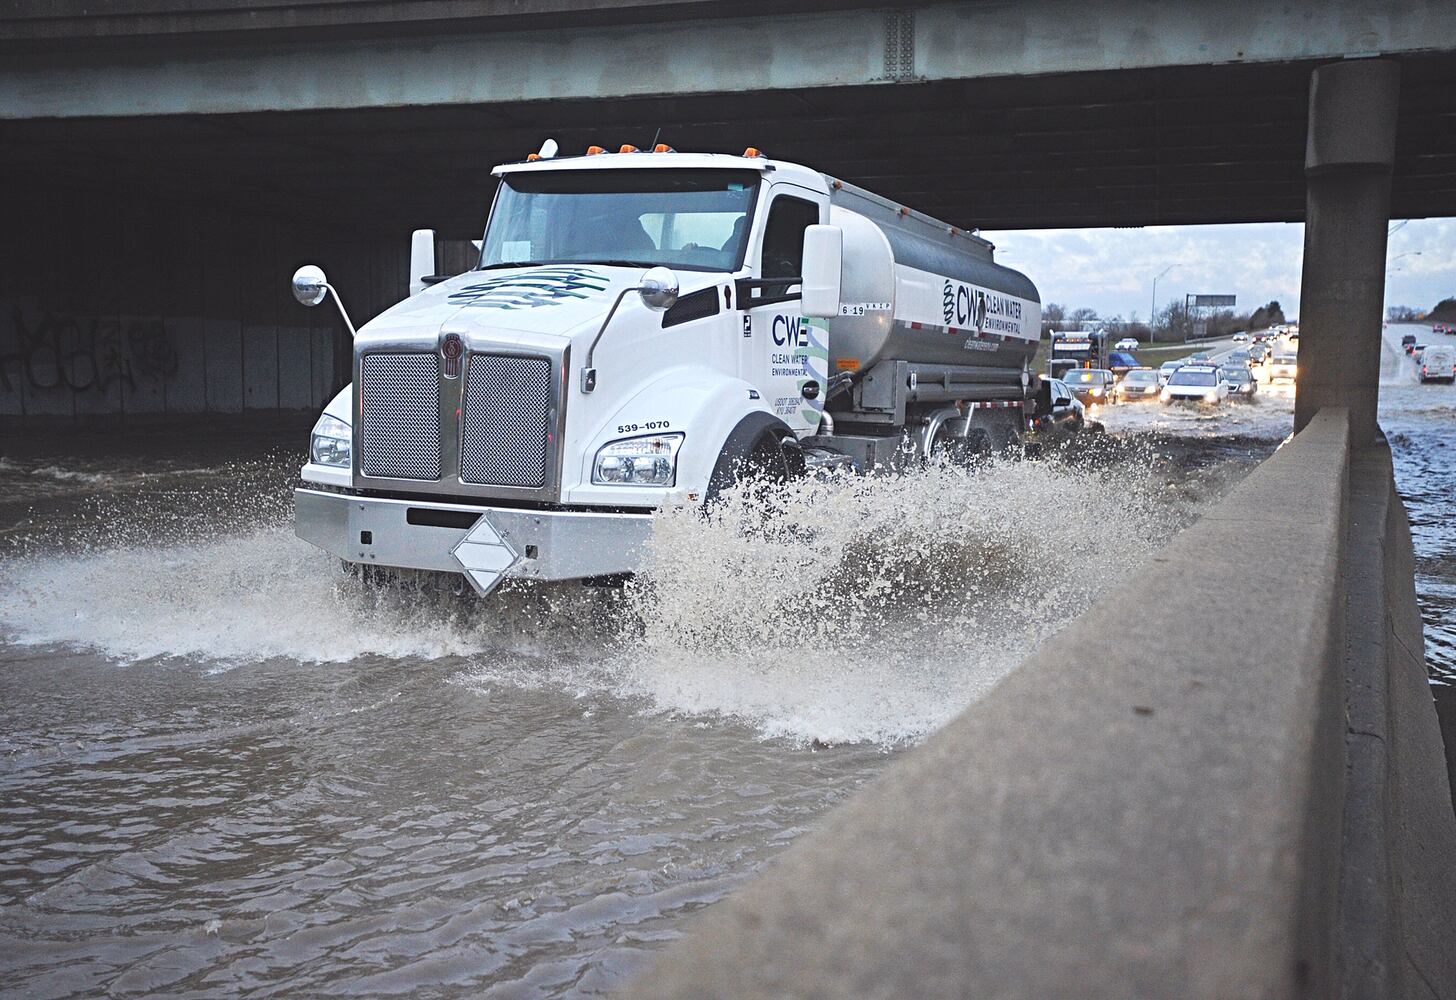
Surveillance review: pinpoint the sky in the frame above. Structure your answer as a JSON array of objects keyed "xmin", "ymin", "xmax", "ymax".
[{"xmin": 980, "ymin": 217, "xmax": 1456, "ymax": 323}]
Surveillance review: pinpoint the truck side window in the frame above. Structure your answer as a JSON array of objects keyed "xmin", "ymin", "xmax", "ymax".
[{"xmin": 759, "ymin": 196, "xmax": 819, "ymax": 280}]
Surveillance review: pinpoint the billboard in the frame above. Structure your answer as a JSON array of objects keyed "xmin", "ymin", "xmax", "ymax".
[{"xmin": 1191, "ymin": 294, "xmax": 1237, "ymax": 308}]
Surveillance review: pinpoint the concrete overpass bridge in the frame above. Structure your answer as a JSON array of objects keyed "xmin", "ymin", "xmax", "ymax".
[{"xmin": 1, "ymin": 4, "xmax": 1454, "ymax": 995}]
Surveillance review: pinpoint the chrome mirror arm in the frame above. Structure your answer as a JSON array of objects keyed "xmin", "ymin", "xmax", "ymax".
[
  {"xmin": 580, "ymin": 286, "xmax": 640, "ymax": 394},
  {"xmin": 580, "ymin": 266, "xmax": 678, "ymax": 394},
  {"xmin": 324, "ymin": 284, "xmax": 358, "ymax": 339}
]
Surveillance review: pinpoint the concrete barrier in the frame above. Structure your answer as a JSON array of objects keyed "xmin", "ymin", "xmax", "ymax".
[{"xmin": 628, "ymin": 408, "xmax": 1456, "ymax": 999}]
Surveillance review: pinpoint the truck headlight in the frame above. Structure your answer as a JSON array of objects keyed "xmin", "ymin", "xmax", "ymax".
[
  {"xmin": 310, "ymin": 414, "xmax": 352, "ymax": 467},
  {"xmin": 593, "ymin": 433, "xmax": 684, "ymax": 486}
]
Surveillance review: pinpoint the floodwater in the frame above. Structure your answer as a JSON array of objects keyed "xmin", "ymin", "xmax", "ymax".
[
  {"xmin": 1381, "ymin": 322, "xmax": 1456, "ymax": 686},
  {"xmin": 0, "ymin": 328, "xmax": 1448, "ymax": 997}
]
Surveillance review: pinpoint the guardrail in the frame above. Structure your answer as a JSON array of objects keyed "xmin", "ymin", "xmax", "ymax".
[{"xmin": 627, "ymin": 407, "xmax": 1456, "ymax": 998}]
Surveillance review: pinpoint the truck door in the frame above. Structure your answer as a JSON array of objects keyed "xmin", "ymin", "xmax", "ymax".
[{"xmin": 742, "ymin": 187, "xmax": 831, "ymax": 436}]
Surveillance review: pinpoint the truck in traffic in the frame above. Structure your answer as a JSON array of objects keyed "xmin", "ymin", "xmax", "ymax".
[
  {"xmin": 290, "ymin": 143, "xmax": 1043, "ymax": 595},
  {"xmin": 1048, "ymin": 329, "xmax": 1107, "ymax": 379}
]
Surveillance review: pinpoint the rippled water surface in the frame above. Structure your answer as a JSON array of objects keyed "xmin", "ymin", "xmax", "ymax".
[
  {"xmin": 0, "ymin": 360, "xmax": 1413, "ymax": 998},
  {"xmin": 1381, "ymin": 323, "xmax": 1456, "ymax": 684}
]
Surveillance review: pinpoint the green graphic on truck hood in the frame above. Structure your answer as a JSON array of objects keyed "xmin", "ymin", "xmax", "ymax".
[{"xmin": 448, "ymin": 266, "xmax": 610, "ymax": 310}]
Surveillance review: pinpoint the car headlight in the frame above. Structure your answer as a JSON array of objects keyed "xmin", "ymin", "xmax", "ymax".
[
  {"xmin": 593, "ymin": 433, "xmax": 684, "ymax": 486},
  {"xmin": 310, "ymin": 413, "xmax": 352, "ymax": 467},
  {"xmin": 1091, "ymin": 386, "xmax": 1104, "ymax": 397}
]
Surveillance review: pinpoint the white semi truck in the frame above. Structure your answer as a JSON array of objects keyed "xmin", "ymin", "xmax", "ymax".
[{"xmin": 292, "ymin": 143, "xmax": 1043, "ymax": 595}]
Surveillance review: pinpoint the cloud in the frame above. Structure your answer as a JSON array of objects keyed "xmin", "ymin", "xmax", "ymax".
[{"xmin": 982, "ymin": 219, "xmax": 1456, "ymax": 321}]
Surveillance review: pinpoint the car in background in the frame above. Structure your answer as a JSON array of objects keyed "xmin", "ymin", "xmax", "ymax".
[
  {"xmin": 1402, "ymin": 333, "xmax": 1419, "ymax": 352},
  {"xmin": 1114, "ymin": 367, "xmax": 1161, "ymax": 401},
  {"xmin": 1412, "ymin": 345, "xmax": 1428, "ymax": 364},
  {"xmin": 1158, "ymin": 360, "xmax": 1185, "ymax": 386},
  {"xmin": 1227, "ymin": 348, "xmax": 1254, "ymax": 369},
  {"xmin": 1419, "ymin": 345, "xmax": 1456, "ymax": 384},
  {"xmin": 1287, "ymin": 331, "xmax": 1299, "ymax": 344},
  {"xmin": 1161, "ymin": 365, "xmax": 1229, "ymax": 404},
  {"xmin": 1114, "ymin": 337, "xmax": 1140, "ymax": 351},
  {"xmin": 1107, "ymin": 350, "xmax": 1140, "ymax": 378},
  {"xmin": 1219, "ymin": 365, "xmax": 1258, "ymax": 399},
  {"xmin": 1189, "ymin": 351, "xmax": 1212, "ymax": 361},
  {"xmin": 1269, "ymin": 352, "xmax": 1299, "ymax": 383},
  {"xmin": 1246, "ymin": 343, "xmax": 1270, "ymax": 365},
  {"xmin": 1031, "ymin": 377, "xmax": 1086, "ymax": 433},
  {"xmin": 1232, "ymin": 332, "xmax": 1249, "ymax": 342},
  {"xmin": 1062, "ymin": 367, "xmax": 1117, "ymax": 405}
]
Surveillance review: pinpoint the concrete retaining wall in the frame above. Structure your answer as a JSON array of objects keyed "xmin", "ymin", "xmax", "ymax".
[
  {"xmin": 629, "ymin": 408, "xmax": 1456, "ymax": 998},
  {"xmin": 0, "ymin": 186, "xmax": 411, "ymax": 424}
]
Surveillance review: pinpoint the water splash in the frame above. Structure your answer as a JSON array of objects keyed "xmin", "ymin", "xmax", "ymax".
[{"xmin": 1, "ymin": 444, "xmax": 1222, "ymax": 744}]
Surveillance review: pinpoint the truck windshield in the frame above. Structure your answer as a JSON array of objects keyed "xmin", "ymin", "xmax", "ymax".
[{"xmin": 480, "ymin": 168, "xmax": 760, "ymax": 272}]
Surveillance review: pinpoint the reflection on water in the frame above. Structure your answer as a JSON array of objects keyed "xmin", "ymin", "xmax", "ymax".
[
  {"xmin": 0, "ymin": 422, "xmax": 1261, "ymax": 997},
  {"xmin": 1381, "ymin": 323, "xmax": 1456, "ymax": 685}
]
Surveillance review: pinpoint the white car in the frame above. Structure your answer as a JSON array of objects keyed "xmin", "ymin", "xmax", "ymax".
[
  {"xmin": 1269, "ymin": 353, "xmax": 1299, "ymax": 383},
  {"xmin": 1231, "ymin": 332, "xmax": 1249, "ymax": 342},
  {"xmin": 1419, "ymin": 345, "xmax": 1456, "ymax": 384},
  {"xmin": 1114, "ymin": 337, "xmax": 1139, "ymax": 351},
  {"xmin": 1161, "ymin": 365, "xmax": 1229, "ymax": 404}
]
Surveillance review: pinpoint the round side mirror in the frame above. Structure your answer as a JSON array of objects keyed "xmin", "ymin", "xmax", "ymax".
[
  {"xmin": 638, "ymin": 266, "xmax": 679, "ymax": 312},
  {"xmin": 292, "ymin": 264, "xmax": 328, "ymax": 307}
]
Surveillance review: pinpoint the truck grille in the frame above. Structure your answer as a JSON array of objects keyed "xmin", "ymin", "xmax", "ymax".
[
  {"xmin": 359, "ymin": 353, "xmax": 441, "ymax": 480},
  {"xmin": 460, "ymin": 354, "xmax": 553, "ymax": 488}
]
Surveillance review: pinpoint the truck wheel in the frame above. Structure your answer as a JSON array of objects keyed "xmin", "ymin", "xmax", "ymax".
[{"xmin": 706, "ymin": 414, "xmax": 804, "ymax": 502}]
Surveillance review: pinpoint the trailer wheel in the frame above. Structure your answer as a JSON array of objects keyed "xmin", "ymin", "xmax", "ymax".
[{"xmin": 931, "ymin": 426, "xmax": 992, "ymax": 466}]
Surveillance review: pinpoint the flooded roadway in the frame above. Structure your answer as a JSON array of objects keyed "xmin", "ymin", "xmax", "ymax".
[{"xmin": 0, "ymin": 333, "xmax": 1449, "ymax": 997}]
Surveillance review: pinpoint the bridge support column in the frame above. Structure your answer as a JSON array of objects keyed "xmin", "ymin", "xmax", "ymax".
[{"xmin": 1294, "ymin": 60, "xmax": 1401, "ymax": 445}]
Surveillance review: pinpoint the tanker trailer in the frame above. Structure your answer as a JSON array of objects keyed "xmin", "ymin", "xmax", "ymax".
[{"xmin": 795, "ymin": 180, "xmax": 1042, "ymax": 470}]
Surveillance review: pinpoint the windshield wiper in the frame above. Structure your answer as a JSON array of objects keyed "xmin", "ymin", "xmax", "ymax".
[
  {"xmin": 582, "ymin": 259, "xmax": 659, "ymax": 269},
  {"xmin": 477, "ymin": 261, "xmax": 553, "ymax": 270}
]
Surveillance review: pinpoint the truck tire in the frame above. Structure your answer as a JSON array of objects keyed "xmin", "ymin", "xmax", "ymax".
[{"xmin": 706, "ymin": 412, "xmax": 804, "ymax": 502}]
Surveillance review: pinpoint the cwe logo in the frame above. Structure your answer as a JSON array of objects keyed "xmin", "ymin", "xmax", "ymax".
[
  {"xmin": 942, "ymin": 279, "xmax": 988, "ymax": 332},
  {"xmin": 771, "ymin": 314, "xmax": 809, "ymax": 348}
]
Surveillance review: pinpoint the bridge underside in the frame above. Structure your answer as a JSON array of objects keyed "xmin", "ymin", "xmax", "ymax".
[{"xmin": 3, "ymin": 51, "xmax": 1455, "ymax": 237}]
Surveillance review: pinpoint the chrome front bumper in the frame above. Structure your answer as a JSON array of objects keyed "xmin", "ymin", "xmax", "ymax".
[{"xmin": 294, "ymin": 489, "xmax": 655, "ymax": 596}]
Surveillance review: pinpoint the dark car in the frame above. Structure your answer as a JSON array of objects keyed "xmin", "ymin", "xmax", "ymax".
[
  {"xmin": 1218, "ymin": 365, "xmax": 1258, "ymax": 400},
  {"xmin": 1061, "ymin": 367, "xmax": 1116, "ymax": 405},
  {"xmin": 1030, "ymin": 377, "xmax": 1085, "ymax": 433},
  {"xmin": 1227, "ymin": 348, "xmax": 1254, "ymax": 368},
  {"xmin": 1402, "ymin": 333, "xmax": 1419, "ymax": 350},
  {"xmin": 1246, "ymin": 343, "xmax": 1270, "ymax": 364}
]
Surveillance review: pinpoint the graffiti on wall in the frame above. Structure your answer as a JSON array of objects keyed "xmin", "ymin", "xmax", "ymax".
[{"xmin": 0, "ymin": 305, "xmax": 178, "ymax": 395}]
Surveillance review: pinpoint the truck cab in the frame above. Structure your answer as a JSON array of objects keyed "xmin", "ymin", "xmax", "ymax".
[{"xmin": 293, "ymin": 145, "xmax": 1041, "ymax": 595}]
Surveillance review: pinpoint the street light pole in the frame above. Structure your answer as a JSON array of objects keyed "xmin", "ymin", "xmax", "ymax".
[{"xmin": 1150, "ymin": 264, "xmax": 1179, "ymax": 343}]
